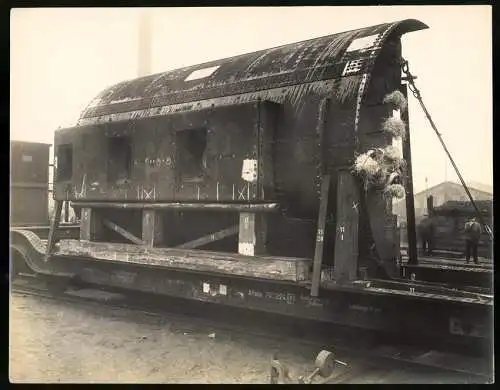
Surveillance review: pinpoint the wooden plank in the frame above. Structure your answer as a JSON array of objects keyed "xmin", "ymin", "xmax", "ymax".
[
  {"xmin": 142, "ymin": 210, "xmax": 163, "ymax": 247},
  {"xmin": 56, "ymin": 239, "xmax": 311, "ymax": 282},
  {"xmin": 103, "ymin": 218, "xmax": 144, "ymax": 245},
  {"xmin": 365, "ymin": 192, "xmax": 397, "ymax": 277},
  {"xmin": 79, "ymin": 207, "xmax": 102, "ymax": 241},
  {"xmin": 238, "ymin": 212, "xmax": 267, "ymax": 256},
  {"xmin": 176, "ymin": 225, "xmax": 239, "ymax": 249},
  {"xmin": 10, "ymin": 182, "xmax": 49, "ymax": 189},
  {"xmin": 311, "ymin": 174, "xmax": 331, "ymax": 297},
  {"xmin": 333, "ymin": 170, "xmax": 359, "ymax": 282},
  {"xmin": 45, "ymin": 199, "xmax": 62, "ymax": 260}
]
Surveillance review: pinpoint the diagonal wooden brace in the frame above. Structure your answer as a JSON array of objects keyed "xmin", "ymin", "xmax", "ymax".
[
  {"xmin": 103, "ymin": 218, "xmax": 145, "ymax": 245},
  {"xmin": 44, "ymin": 199, "xmax": 63, "ymax": 261},
  {"xmin": 311, "ymin": 175, "xmax": 331, "ymax": 297},
  {"xmin": 176, "ymin": 225, "xmax": 239, "ymax": 250}
]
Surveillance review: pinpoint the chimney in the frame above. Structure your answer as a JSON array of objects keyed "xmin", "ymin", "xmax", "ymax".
[{"xmin": 137, "ymin": 12, "xmax": 152, "ymax": 77}]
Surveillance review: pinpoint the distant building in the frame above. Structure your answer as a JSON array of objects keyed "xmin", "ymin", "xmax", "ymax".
[{"xmin": 393, "ymin": 181, "xmax": 493, "ymax": 223}]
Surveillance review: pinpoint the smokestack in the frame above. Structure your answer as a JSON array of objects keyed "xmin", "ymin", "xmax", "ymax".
[{"xmin": 137, "ymin": 12, "xmax": 152, "ymax": 77}]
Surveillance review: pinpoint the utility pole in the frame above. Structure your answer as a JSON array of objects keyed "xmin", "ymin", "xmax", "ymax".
[{"xmin": 137, "ymin": 11, "xmax": 152, "ymax": 77}]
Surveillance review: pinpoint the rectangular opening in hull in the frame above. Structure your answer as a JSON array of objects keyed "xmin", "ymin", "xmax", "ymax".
[{"xmin": 107, "ymin": 136, "xmax": 132, "ymax": 184}]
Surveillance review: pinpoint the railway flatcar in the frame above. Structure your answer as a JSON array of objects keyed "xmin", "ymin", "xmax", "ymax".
[{"xmin": 10, "ymin": 19, "xmax": 493, "ymax": 350}]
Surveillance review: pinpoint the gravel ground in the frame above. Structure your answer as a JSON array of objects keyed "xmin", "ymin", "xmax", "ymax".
[
  {"xmin": 9, "ymin": 293, "xmax": 317, "ymax": 383},
  {"xmin": 9, "ymin": 292, "xmax": 487, "ymax": 384}
]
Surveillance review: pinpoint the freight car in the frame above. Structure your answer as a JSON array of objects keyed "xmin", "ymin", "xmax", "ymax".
[
  {"xmin": 10, "ymin": 141, "xmax": 51, "ymax": 227},
  {"xmin": 10, "ymin": 20, "xmax": 493, "ymax": 350},
  {"xmin": 10, "ymin": 141, "xmax": 80, "ymax": 276}
]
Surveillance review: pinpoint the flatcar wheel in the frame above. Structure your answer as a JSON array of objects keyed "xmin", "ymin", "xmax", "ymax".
[{"xmin": 314, "ymin": 350, "xmax": 335, "ymax": 378}]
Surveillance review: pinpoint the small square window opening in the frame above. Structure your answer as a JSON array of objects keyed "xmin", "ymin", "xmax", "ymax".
[
  {"xmin": 175, "ymin": 128, "xmax": 207, "ymax": 181},
  {"xmin": 56, "ymin": 144, "xmax": 73, "ymax": 181},
  {"xmin": 107, "ymin": 136, "xmax": 132, "ymax": 183}
]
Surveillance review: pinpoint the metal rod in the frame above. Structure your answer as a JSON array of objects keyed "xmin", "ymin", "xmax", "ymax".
[{"xmin": 71, "ymin": 201, "xmax": 280, "ymax": 212}]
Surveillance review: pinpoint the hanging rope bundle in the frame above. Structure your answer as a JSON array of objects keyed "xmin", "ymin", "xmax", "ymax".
[
  {"xmin": 381, "ymin": 117, "xmax": 407, "ymax": 139},
  {"xmin": 383, "ymin": 90, "xmax": 408, "ymax": 112},
  {"xmin": 352, "ymin": 145, "xmax": 405, "ymax": 196},
  {"xmin": 352, "ymin": 86, "xmax": 408, "ymax": 198}
]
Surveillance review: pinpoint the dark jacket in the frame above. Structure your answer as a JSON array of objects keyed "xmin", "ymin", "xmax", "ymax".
[
  {"xmin": 418, "ymin": 217, "xmax": 434, "ymax": 239},
  {"xmin": 464, "ymin": 220, "xmax": 481, "ymax": 242}
]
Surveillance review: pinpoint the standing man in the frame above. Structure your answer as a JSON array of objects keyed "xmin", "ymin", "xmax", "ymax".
[
  {"xmin": 418, "ymin": 215, "xmax": 434, "ymax": 256},
  {"xmin": 464, "ymin": 217, "xmax": 482, "ymax": 264}
]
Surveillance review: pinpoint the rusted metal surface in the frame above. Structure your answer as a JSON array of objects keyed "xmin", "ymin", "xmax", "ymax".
[
  {"xmin": 79, "ymin": 20, "xmax": 427, "ymax": 121},
  {"xmin": 50, "ymin": 20, "xmax": 433, "ymax": 290}
]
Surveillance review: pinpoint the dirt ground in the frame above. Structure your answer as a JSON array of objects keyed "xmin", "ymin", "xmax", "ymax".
[
  {"xmin": 9, "ymin": 292, "xmax": 483, "ymax": 384},
  {"xmin": 9, "ymin": 293, "xmax": 317, "ymax": 384}
]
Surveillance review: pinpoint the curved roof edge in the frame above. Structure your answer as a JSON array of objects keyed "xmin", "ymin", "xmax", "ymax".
[{"xmin": 80, "ymin": 19, "xmax": 428, "ymax": 121}]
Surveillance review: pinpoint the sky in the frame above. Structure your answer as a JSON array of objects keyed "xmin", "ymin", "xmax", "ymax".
[{"xmin": 10, "ymin": 6, "xmax": 492, "ymax": 193}]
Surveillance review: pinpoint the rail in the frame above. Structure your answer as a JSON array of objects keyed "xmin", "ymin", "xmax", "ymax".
[{"xmin": 11, "ymin": 278, "xmax": 493, "ymax": 384}]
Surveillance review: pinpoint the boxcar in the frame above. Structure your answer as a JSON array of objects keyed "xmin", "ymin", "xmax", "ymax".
[{"xmin": 10, "ymin": 141, "xmax": 51, "ymax": 226}]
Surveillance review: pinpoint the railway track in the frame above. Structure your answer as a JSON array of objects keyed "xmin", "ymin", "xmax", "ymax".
[{"xmin": 10, "ymin": 274, "xmax": 493, "ymax": 384}]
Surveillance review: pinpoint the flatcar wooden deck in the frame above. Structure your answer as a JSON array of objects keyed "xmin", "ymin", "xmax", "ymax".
[{"xmin": 399, "ymin": 252, "xmax": 493, "ymax": 291}]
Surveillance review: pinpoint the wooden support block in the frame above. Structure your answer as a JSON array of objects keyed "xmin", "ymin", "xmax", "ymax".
[
  {"xmin": 103, "ymin": 218, "xmax": 144, "ymax": 245},
  {"xmin": 365, "ymin": 193, "xmax": 397, "ymax": 277},
  {"xmin": 399, "ymin": 84, "xmax": 418, "ymax": 265},
  {"xmin": 64, "ymin": 200, "xmax": 70, "ymax": 223},
  {"xmin": 238, "ymin": 212, "xmax": 267, "ymax": 256},
  {"xmin": 79, "ymin": 207, "xmax": 103, "ymax": 241},
  {"xmin": 142, "ymin": 210, "xmax": 163, "ymax": 247},
  {"xmin": 176, "ymin": 225, "xmax": 239, "ymax": 250},
  {"xmin": 333, "ymin": 170, "xmax": 359, "ymax": 282},
  {"xmin": 311, "ymin": 175, "xmax": 331, "ymax": 297},
  {"xmin": 45, "ymin": 199, "xmax": 62, "ymax": 260}
]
